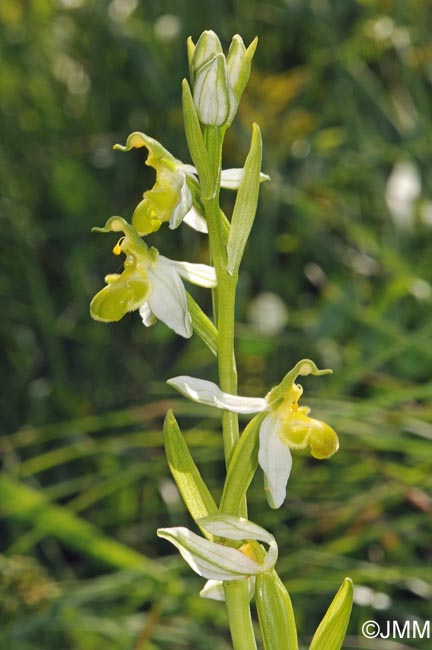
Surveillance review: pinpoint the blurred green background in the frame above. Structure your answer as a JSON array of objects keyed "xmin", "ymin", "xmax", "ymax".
[{"xmin": 1, "ymin": 0, "xmax": 431, "ymax": 648}]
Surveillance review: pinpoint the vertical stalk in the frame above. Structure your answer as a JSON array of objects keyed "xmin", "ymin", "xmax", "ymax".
[
  {"xmin": 217, "ymin": 269, "xmax": 240, "ymax": 463},
  {"xmin": 202, "ymin": 125, "xmax": 256, "ymax": 650},
  {"xmin": 224, "ymin": 581, "xmax": 258, "ymax": 650},
  {"xmin": 202, "ymin": 126, "xmax": 240, "ymax": 466}
]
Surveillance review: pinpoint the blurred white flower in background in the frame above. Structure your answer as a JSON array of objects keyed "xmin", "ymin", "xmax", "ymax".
[
  {"xmin": 385, "ymin": 160, "xmax": 421, "ymax": 228},
  {"xmin": 247, "ymin": 292, "xmax": 288, "ymax": 336}
]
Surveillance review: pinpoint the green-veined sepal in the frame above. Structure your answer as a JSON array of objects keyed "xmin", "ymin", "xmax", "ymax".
[{"xmin": 157, "ymin": 515, "xmax": 278, "ymax": 582}]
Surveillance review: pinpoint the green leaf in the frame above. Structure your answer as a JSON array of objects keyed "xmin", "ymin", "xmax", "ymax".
[
  {"xmin": 226, "ymin": 123, "xmax": 263, "ymax": 275},
  {"xmin": 163, "ymin": 410, "xmax": 218, "ymax": 537},
  {"xmin": 220, "ymin": 412, "xmax": 266, "ymax": 515},
  {"xmin": 0, "ymin": 474, "xmax": 167, "ymax": 580},
  {"xmin": 309, "ymin": 578, "xmax": 353, "ymax": 650},
  {"xmin": 256, "ymin": 570, "xmax": 299, "ymax": 650},
  {"xmin": 186, "ymin": 292, "xmax": 218, "ymax": 356},
  {"xmin": 182, "ymin": 79, "xmax": 212, "ymax": 196}
]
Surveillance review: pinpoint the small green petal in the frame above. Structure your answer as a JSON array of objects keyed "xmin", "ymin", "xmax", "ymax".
[
  {"xmin": 267, "ymin": 359, "xmax": 332, "ymax": 408},
  {"xmin": 114, "ymin": 131, "xmax": 177, "ymax": 172}
]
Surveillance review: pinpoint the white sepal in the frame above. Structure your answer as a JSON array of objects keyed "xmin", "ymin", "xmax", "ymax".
[
  {"xmin": 200, "ymin": 580, "xmax": 226, "ymax": 601},
  {"xmin": 199, "ymin": 514, "xmax": 278, "ymax": 572},
  {"xmin": 163, "ymin": 258, "xmax": 216, "ymax": 287},
  {"xmin": 258, "ymin": 414, "xmax": 293, "ymax": 509},
  {"xmin": 169, "ymin": 175, "xmax": 193, "ymax": 229},
  {"xmin": 199, "ymin": 513, "xmax": 273, "ymax": 544},
  {"xmin": 220, "ymin": 168, "xmax": 271, "ymax": 190},
  {"xmin": 139, "ymin": 302, "xmax": 156, "ymax": 327},
  {"xmin": 181, "ymin": 164, "xmax": 199, "ymax": 177},
  {"xmin": 167, "ymin": 376, "xmax": 267, "ymax": 413},
  {"xmin": 200, "ymin": 577, "xmax": 256, "ymax": 601},
  {"xmin": 157, "ymin": 526, "xmax": 266, "ymax": 581},
  {"xmin": 147, "ymin": 258, "xmax": 192, "ymax": 338},
  {"xmin": 182, "ymin": 206, "xmax": 208, "ymax": 233}
]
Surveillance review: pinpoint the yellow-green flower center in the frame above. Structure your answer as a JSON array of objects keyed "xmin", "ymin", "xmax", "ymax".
[{"xmin": 275, "ymin": 383, "xmax": 339, "ymax": 459}]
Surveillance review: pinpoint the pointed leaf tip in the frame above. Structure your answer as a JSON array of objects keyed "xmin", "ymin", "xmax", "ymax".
[
  {"xmin": 309, "ymin": 578, "xmax": 353, "ymax": 650},
  {"xmin": 227, "ymin": 122, "xmax": 263, "ymax": 275},
  {"xmin": 163, "ymin": 409, "xmax": 218, "ymax": 530}
]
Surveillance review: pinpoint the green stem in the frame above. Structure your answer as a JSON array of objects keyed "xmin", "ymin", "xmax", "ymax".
[
  {"xmin": 217, "ymin": 269, "xmax": 240, "ymax": 464},
  {"xmin": 201, "ymin": 124, "xmax": 255, "ymax": 650},
  {"xmin": 224, "ymin": 581, "xmax": 258, "ymax": 650},
  {"xmin": 202, "ymin": 126, "xmax": 240, "ymax": 466}
]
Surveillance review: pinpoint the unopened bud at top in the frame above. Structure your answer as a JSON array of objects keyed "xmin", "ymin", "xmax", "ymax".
[
  {"xmin": 192, "ymin": 30, "xmax": 223, "ymax": 72},
  {"xmin": 188, "ymin": 30, "xmax": 257, "ymax": 127}
]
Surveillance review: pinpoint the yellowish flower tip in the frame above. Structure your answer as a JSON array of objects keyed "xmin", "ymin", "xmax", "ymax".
[
  {"xmin": 108, "ymin": 216, "xmax": 127, "ymax": 232},
  {"xmin": 299, "ymin": 362, "xmax": 312, "ymax": 376},
  {"xmin": 129, "ymin": 132, "xmax": 146, "ymax": 148}
]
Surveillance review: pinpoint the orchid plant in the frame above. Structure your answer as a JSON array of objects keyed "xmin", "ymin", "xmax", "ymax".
[{"xmin": 90, "ymin": 30, "xmax": 353, "ymax": 650}]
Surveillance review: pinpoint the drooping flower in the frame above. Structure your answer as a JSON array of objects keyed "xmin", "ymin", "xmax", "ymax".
[
  {"xmin": 157, "ymin": 514, "xmax": 278, "ymax": 598},
  {"xmin": 114, "ymin": 132, "xmax": 270, "ymax": 235},
  {"xmin": 168, "ymin": 360, "xmax": 339, "ymax": 508},
  {"xmin": 90, "ymin": 216, "xmax": 216, "ymax": 338},
  {"xmin": 114, "ymin": 132, "xmax": 207, "ymax": 235}
]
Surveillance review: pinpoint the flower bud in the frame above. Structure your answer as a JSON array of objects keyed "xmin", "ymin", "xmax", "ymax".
[
  {"xmin": 193, "ymin": 53, "xmax": 230, "ymax": 126},
  {"xmin": 192, "ymin": 30, "xmax": 223, "ymax": 71},
  {"xmin": 226, "ymin": 35, "xmax": 258, "ymax": 122},
  {"xmin": 190, "ymin": 31, "xmax": 258, "ymax": 127}
]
